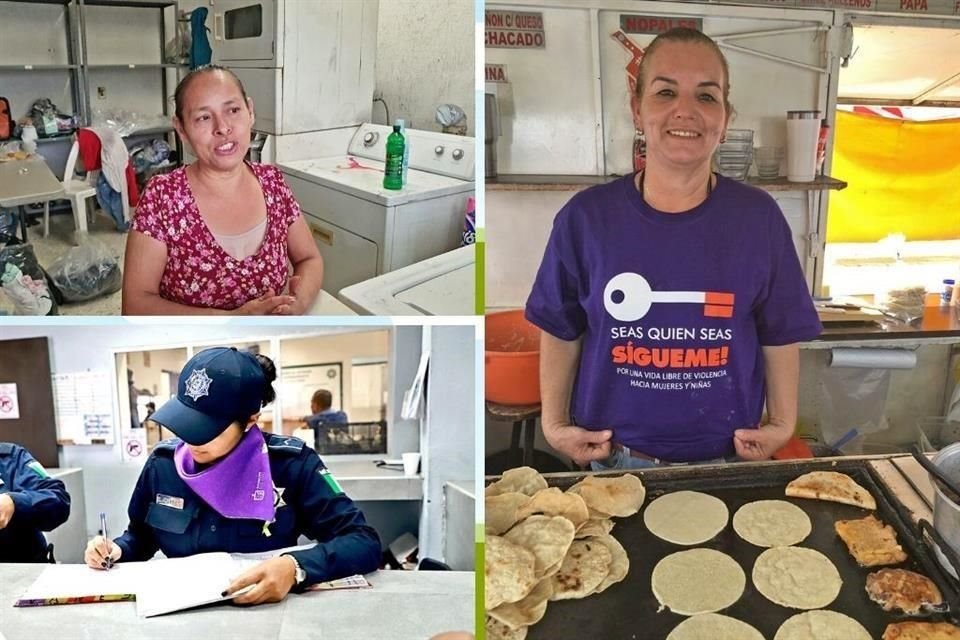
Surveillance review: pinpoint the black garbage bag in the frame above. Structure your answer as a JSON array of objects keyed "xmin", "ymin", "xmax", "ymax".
[
  {"xmin": 47, "ymin": 239, "xmax": 122, "ymax": 303},
  {"xmin": 0, "ymin": 243, "xmax": 58, "ymax": 315}
]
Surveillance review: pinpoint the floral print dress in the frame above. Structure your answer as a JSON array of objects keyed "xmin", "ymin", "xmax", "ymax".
[{"xmin": 131, "ymin": 162, "xmax": 300, "ymax": 310}]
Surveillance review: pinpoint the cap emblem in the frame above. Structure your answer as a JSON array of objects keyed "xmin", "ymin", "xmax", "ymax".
[{"xmin": 184, "ymin": 368, "xmax": 213, "ymax": 401}]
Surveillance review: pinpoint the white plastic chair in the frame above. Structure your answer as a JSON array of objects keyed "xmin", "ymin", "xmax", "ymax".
[{"xmin": 43, "ymin": 139, "xmax": 96, "ymax": 237}]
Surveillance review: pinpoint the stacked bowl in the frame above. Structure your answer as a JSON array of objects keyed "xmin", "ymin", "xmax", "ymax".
[{"xmin": 713, "ymin": 129, "xmax": 754, "ymax": 181}]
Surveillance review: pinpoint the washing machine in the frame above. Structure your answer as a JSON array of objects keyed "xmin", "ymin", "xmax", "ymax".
[
  {"xmin": 338, "ymin": 246, "xmax": 475, "ymax": 315},
  {"xmin": 278, "ymin": 124, "xmax": 475, "ymax": 296}
]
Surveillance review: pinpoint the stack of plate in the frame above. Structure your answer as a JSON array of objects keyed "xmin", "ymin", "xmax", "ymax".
[{"xmin": 714, "ymin": 129, "xmax": 754, "ymax": 181}]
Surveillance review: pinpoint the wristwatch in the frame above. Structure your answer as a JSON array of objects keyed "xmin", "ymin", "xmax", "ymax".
[{"xmin": 287, "ymin": 554, "xmax": 307, "ymax": 586}]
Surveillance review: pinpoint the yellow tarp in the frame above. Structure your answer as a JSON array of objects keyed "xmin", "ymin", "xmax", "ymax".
[{"xmin": 827, "ymin": 110, "xmax": 960, "ymax": 243}]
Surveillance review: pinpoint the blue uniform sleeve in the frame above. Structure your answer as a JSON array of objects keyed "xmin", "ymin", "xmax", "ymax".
[
  {"xmin": 6, "ymin": 447, "xmax": 70, "ymax": 532},
  {"xmin": 113, "ymin": 456, "xmax": 162, "ymax": 562},
  {"xmin": 285, "ymin": 453, "xmax": 381, "ymax": 586}
]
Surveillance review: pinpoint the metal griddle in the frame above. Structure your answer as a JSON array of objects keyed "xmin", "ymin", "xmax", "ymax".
[{"xmin": 495, "ymin": 459, "xmax": 960, "ymax": 640}]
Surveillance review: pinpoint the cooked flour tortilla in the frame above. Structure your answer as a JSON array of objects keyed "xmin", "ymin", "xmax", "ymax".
[
  {"xmin": 754, "ymin": 547, "xmax": 842, "ymax": 610},
  {"xmin": 485, "ymin": 535, "xmax": 538, "ymax": 610},
  {"xmin": 644, "ymin": 491, "xmax": 729, "ymax": 545},
  {"xmin": 548, "ymin": 539, "xmax": 612, "ymax": 601},
  {"xmin": 667, "ymin": 614, "xmax": 765, "ymax": 640},
  {"xmin": 486, "ymin": 492, "xmax": 531, "ymax": 536},
  {"xmin": 503, "ymin": 515, "xmax": 576, "ymax": 578},
  {"xmin": 486, "ymin": 615, "xmax": 528, "ymax": 640},
  {"xmin": 775, "ymin": 611, "xmax": 871, "ymax": 640},
  {"xmin": 516, "ymin": 487, "xmax": 589, "ymax": 528},
  {"xmin": 575, "ymin": 518, "xmax": 615, "ymax": 539},
  {"xmin": 489, "ymin": 579, "xmax": 553, "ymax": 630},
  {"xmin": 486, "ymin": 467, "xmax": 548, "ymax": 498},
  {"xmin": 732, "ymin": 500, "xmax": 812, "ymax": 548},
  {"xmin": 589, "ymin": 534, "xmax": 629, "ymax": 594},
  {"xmin": 567, "ymin": 473, "xmax": 645, "ymax": 517},
  {"xmin": 651, "ymin": 548, "xmax": 746, "ymax": 615}
]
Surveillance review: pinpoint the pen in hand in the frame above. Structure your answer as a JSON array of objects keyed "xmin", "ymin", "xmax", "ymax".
[{"xmin": 99, "ymin": 511, "xmax": 113, "ymax": 570}]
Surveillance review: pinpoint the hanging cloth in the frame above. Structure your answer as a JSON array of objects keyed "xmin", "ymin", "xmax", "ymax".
[
  {"xmin": 190, "ymin": 8, "xmax": 213, "ymax": 69},
  {"xmin": 827, "ymin": 110, "xmax": 960, "ymax": 242}
]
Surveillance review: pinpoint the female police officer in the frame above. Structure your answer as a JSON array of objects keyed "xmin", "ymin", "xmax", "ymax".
[
  {"xmin": 84, "ymin": 346, "xmax": 381, "ymax": 605},
  {"xmin": 0, "ymin": 442, "xmax": 70, "ymax": 563}
]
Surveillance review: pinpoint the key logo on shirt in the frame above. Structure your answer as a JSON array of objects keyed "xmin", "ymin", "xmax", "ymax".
[
  {"xmin": 603, "ymin": 272, "xmax": 734, "ymax": 322},
  {"xmin": 156, "ymin": 494, "xmax": 185, "ymax": 509},
  {"xmin": 184, "ymin": 368, "xmax": 213, "ymax": 401}
]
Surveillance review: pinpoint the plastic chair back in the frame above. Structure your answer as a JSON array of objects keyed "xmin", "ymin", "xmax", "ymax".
[{"xmin": 62, "ymin": 139, "xmax": 81, "ymax": 187}]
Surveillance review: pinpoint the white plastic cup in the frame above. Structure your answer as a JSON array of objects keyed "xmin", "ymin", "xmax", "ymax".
[
  {"xmin": 20, "ymin": 124, "xmax": 37, "ymax": 144},
  {"xmin": 786, "ymin": 110, "xmax": 821, "ymax": 182},
  {"xmin": 402, "ymin": 452, "xmax": 421, "ymax": 476}
]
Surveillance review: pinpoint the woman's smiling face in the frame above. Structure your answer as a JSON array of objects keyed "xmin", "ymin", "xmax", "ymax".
[
  {"xmin": 174, "ymin": 70, "xmax": 254, "ymax": 173},
  {"xmin": 633, "ymin": 40, "xmax": 729, "ymax": 171}
]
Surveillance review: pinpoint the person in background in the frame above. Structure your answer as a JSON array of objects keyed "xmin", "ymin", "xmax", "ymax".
[
  {"xmin": 84, "ymin": 347, "xmax": 381, "ymax": 604},
  {"xmin": 0, "ymin": 443, "xmax": 71, "ymax": 562},
  {"xmin": 128, "ymin": 369, "xmax": 142, "ymax": 429},
  {"xmin": 303, "ymin": 389, "xmax": 349, "ymax": 428},
  {"xmin": 122, "ymin": 64, "xmax": 323, "ymax": 315},
  {"xmin": 526, "ymin": 28, "xmax": 821, "ymax": 470}
]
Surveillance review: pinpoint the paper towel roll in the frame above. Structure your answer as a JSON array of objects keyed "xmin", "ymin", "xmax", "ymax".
[{"xmin": 829, "ymin": 348, "xmax": 916, "ymax": 369}]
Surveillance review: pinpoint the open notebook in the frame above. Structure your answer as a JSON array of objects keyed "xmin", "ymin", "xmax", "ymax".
[{"xmin": 15, "ymin": 544, "xmax": 368, "ymax": 617}]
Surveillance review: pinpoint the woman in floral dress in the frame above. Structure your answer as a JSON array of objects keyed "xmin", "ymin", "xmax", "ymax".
[{"xmin": 122, "ymin": 65, "xmax": 323, "ymax": 315}]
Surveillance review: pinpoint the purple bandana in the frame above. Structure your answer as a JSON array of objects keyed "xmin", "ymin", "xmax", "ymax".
[{"xmin": 174, "ymin": 425, "xmax": 276, "ymax": 523}]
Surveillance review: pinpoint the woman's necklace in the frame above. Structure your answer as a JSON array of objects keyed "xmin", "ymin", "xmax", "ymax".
[{"xmin": 637, "ymin": 170, "xmax": 713, "ymax": 208}]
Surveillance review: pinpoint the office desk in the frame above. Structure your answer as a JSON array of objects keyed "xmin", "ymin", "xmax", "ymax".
[
  {"xmin": 0, "ymin": 158, "xmax": 64, "ymax": 243},
  {"xmin": 0, "ymin": 566, "xmax": 474, "ymax": 639}
]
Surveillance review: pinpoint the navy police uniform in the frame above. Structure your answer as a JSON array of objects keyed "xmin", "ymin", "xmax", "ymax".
[
  {"xmin": 0, "ymin": 443, "xmax": 71, "ymax": 563},
  {"xmin": 114, "ymin": 434, "xmax": 381, "ymax": 587}
]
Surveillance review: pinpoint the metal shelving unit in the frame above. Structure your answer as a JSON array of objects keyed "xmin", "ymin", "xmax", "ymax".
[
  {"xmin": 2, "ymin": 0, "xmax": 180, "ymax": 131},
  {"xmin": 0, "ymin": 65, "xmax": 79, "ymax": 70},
  {"xmin": 75, "ymin": 0, "xmax": 179, "ymax": 130}
]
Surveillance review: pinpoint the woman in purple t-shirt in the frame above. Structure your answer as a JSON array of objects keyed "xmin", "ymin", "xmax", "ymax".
[
  {"xmin": 526, "ymin": 28, "xmax": 822, "ymax": 469},
  {"xmin": 122, "ymin": 66, "xmax": 323, "ymax": 315}
]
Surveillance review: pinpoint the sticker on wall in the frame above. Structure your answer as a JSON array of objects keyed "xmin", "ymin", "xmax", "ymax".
[
  {"xmin": 485, "ymin": 10, "xmax": 545, "ymax": 49},
  {"xmin": 485, "ymin": 64, "xmax": 509, "ymax": 83},
  {"xmin": 0, "ymin": 383, "xmax": 20, "ymax": 420},
  {"xmin": 619, "ymin": 14, "xmax": 702, "ymax": 35},
  {"xmin": 122, "ymin": 431, "xmax": 147, "ymax": 462}
]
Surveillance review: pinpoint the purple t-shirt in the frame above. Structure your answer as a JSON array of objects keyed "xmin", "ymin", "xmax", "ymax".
[{"xmin": 525, "ymin": 174, "xmax": 822, "ymax": 462}]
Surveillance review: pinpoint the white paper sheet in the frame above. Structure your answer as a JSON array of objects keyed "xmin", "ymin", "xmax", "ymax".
[
  {"xmin": 18, "ymin": 544, "xmax": 319, "ymax": 617},
  {"xmin": 17, "ymin": 563, "xmax": 145, "ymax": 602},
  {"xmin": 135, "ymin": 553, "xmax": 241, "ymax": 617}
]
